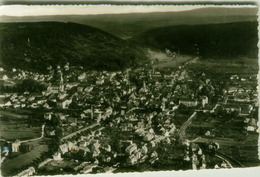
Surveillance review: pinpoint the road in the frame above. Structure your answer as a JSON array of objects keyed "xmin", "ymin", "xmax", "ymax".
[
  {"xmin": 20, "ymin": 124, "xmax": 45, "ymax": 143},
  {"xmin": 61, "ymin": 123, "xmax": 99, "ymax": 142},
  {"xmin": 178, "ymin": 112, "xmax": 197, "ymax": 139}
]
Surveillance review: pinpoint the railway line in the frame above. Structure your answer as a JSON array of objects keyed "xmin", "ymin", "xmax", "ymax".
[{"xmin": 216, "ymin": 152, "xmax": 244, "ymax": 168}]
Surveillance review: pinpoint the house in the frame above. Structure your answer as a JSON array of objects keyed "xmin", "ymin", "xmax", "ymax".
[
  {"xmin": 12, "ymin": 140, "xmax": 21, "ymax": 152},
  {"xmin": 84, "ymin": 86, "xmax": 94, "ymax": 93},
  {"xmin": 79, "ymin": 141, "xmax": 88, "ymax": 148},
  {"xmin": 190, "ymin": 143, "xmax": 199, "ymax": 152},
  {"xmin": 2, "ymin": 75, "xmax": 8, "ymax": 80},
  {"xmin": 16, "ymin": 167, "xmax": 35, "ymax": 177},
  {"xmin": 245, "ymin": 118, "xmax": 258, "ymax": 132},
  {"xmin": 125, "ymin": 143, "xmax": 138, "ymax": 155},
  {"xmin": 205, "ymin": 131, "xmax": 211, "ymax": 136},
  {"xmin": 30, "ymin": 102, "xmax": 38, "ymax": 108},
  {"xmin": 183, "ymin": 155, "xmax": 191, "ymax": 161},
  {"xmin": 3, "ymin": 101, "xmax": 11, "ymax": 107},
  {"xmin": 103, "ymin": 144, "xmax": 111, "ymax": 152},
  {"xmin": 57, "ymin": 93, "xmax": 68, "ymax": 100},
  {"xmin": 77, "ymin": 83, "xmax": 88, "ymax": 92},
  {"xmin": 96, "ymin": 79, "xmax": 104, "ymax": 85},
  {"xmin": 246, "ymin": 126, "xmax": 255, "ymax": 132},
  {"xmin": 59, "ymin": 144, "xmax": 69, "ymax": 154},
  {"xmin": 128, "ymin": 153, "xmax": 140, "ymax": 165},
  {"xmin": 140, "ymin": 144, "xmax": 148, "ymax": 155},
  {"xmin": 230, "ymin": 75, "xmax": 238, "ymax": 80},
  {"xmin": 120, "ymin": 106, "xmax": 127, "ymax": 115},
  {"xmin": 58, "ymin": 98, "xmax": 72, "ymax": 109},
  {"xmin": 65, "ymin": 82, "xmax": 79, "ymax": 90},
  {"xmin": 93, "ymin": 109, "xmax": 105, "ymax": 122},
  {"xmin": 13, "ymin": 103, "xmax": 21, "ymax": 108},
  {"xmin": 44, "ymin": 112, "xmax": 52, "ymax": 120},
  {"xmin": 192, "ymin": 154, "xmax": 199, "ymax": 165},
  {"xmin": 120, "ymin": 122, "xmax": 133, "ymax": 132},
  {"xmin": 117, "ymin": 140, "xmax": 133, "ymax": 155},
  {"xmin": 234, "ymin": 92, "xmax": 250, "ymax": 102},
  {"xmin": 149, "ymin": 151, "xmax": 158, "ymax": 164},
  {"xmin": 225, "ymin": 95, "xmax": 235, "ymax": 103},
  {"xmin": 27, "ymin": 96, "xmax": 35, "ymax": 102},
  {"xmin": 48, "ymin": 130, "xmax": 56, "ymax": 136},
  {"xmin": 223, "ymin": 104, "xmax": 241, "ymax": 113},
  {"xmin": 143, "ymin": 133, "xmax": 154, "ymax": 142},
  {"xmin": 78, "ymin": 73, "xmax": 86, "ymax": 81},
  {"xmin": 94, "ymin": 130, "xmax": 102, "ymax": 136},
  {"xmin": 202, "ymin": 96, "xmax": 208, "ymax": 107},
  {"xmin": 105, "ymin": 107, "xmax": 113, "ymax": 116},
  {"xmin": 47, "ymin": 84, "xmax": 60, "ymax": 93},
  {"xmin": 227, "ymin": 86, "xmax": 238, "ymax": 94},
  {"xmin": 221, "ymin": 161, "xmax": 228, "ymax": 168},
  {"xmin": 179, "ymin": 99, "xmax": 198, "ymax": 107},
  {"xmin": 68, "ymin": 141, "xmax": 79, "ymax": 151},
  {"xmin": 80, "ymin": 164, "xmax": 98, "ymax": 174},
  {"xmin": 43, "ymin": 102, "xmax": 51, "ymax": 109},
  {"xmin": 53, "ymin": 152, "xmax": 63, "ymax": 160},
  {"xmin": 92, "ymin": 141, "xmax": 101, "ymax": 157},
  {"xmin": 239, "ymin": 104, "xmax": 253, "ymax": 116}
]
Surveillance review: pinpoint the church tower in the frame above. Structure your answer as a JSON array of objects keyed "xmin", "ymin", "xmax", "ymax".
[{"xmin": 59, "ymin": 71, "xmax": 64, "ymax": 92}]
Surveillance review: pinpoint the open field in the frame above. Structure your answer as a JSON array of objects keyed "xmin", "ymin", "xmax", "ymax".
[
  {"xmin": 187, "ymin": 111, "xmax": 259, "ymax": 167},
  {"xmin": 0, "ymin": 110, "xmax": 42, "ymax": 141},
  {"xmin": 183, "ymin": 56, "xmax": 259, "ymax": 167},
  {"xmin": 191, "ymin": 134, "xmax": 260, "ymax": 167},
  {"xmin": 0, "ymin": 107, "xmax": 37, "ymax": 115},
  {"xmin": 153, "ymin": 58, "xmax": 191, "ymax": 68},
  {"xmin": 186, "ymin": 57, "xmax": 258, "ymax": 80},
  {"xmin": 0, "ymin": 125, "xmax": 41, "ymax": 140},
  {"xmin": 0, "ymin": 110, "xmax": 29, "ymax": 119},
  {"xmin": 147, "ymin": 49, "xmax": 193, "ymax": 68}
]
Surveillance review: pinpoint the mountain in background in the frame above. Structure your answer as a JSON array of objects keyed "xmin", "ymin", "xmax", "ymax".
[
  {"xmin": 0, "ymin": 22, "xmax": 147, "ymax": 73},
  {"xmin": 0, "ymin": 7, "xmax": 257, "ymax": 72},
  {"xmin": 0, "ymin": 7, "xmax": 257, "ymax": 39},
  {"xmin": 131, "ymin": 21, "xmax": 258, "ymax": 58}
]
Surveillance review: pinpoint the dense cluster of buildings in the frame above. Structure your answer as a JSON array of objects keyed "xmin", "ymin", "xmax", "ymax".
[{"xmin": 0, "ymin": 55, "xmax": 258, "ymax": 175}]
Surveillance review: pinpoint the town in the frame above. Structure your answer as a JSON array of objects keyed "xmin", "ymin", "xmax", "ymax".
[{"xmin": 0, "ymin": 53, "xmax": 259, "ymax": 176}]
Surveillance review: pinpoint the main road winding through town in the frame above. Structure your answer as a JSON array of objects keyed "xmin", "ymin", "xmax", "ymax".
[{"xmin": 178, "ymin": 111, "xmax": 197, "ymax": 139}]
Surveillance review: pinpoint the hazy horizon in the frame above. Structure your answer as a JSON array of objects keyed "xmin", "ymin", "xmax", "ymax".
[{"xmin": 0, "ymin": 5, "xmax": 257, "ymax": 17}]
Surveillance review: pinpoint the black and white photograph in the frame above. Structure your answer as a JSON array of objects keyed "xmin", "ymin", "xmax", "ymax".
[{"xmin": 0, "ymin": 1, "xmax": 259, "ymax": 176}]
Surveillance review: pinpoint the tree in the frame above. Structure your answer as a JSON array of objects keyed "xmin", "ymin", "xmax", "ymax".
[{"xmin": 16, "ymin": 79, "xmax": 46, "ymax": 93}]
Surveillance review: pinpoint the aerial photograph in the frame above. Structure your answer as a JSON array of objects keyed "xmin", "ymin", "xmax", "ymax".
[{"xmin": 0, "ymin": 3, "xmax": 259, "ymax": 176}]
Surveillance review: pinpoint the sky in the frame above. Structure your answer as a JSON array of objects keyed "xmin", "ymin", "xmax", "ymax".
[{"xmin": 0, "ymin": 4, "xmax": 256, "ymax": 16}]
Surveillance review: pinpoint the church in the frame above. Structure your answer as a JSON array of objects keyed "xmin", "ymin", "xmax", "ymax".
[{"xmin": 47, "ymin": 66, "xmax": 65, "ymax": 93}]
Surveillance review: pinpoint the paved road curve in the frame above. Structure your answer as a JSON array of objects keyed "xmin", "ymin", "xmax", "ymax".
[{"xmin": 178, "ymin": 112, "xmax": 197, "ymax": 139}]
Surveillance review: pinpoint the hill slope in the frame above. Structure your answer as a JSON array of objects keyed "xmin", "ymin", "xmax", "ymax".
[
  {"xmin": 132, "ymin": 21, "xmax": 258, "ymax": 58},
  {"xmin": 0, "ymin": 22, "xmax": 147, "ymax": 73},
  {"xmin": 1, "ymin": 7, "xmax": 257, "ymax": 39}
]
